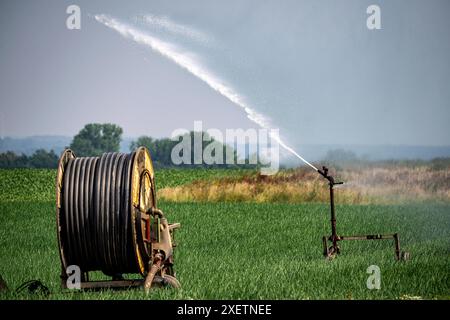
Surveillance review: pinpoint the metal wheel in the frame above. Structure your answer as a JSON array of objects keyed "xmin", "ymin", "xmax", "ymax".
[{"xmin": 150, "ymin": 275, "xmax": 181, "ymax": 289}]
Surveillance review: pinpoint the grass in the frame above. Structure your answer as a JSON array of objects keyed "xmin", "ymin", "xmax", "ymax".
[{"xmin": 0, "ymin": 169, "xmax": 449, "ymax": 299}]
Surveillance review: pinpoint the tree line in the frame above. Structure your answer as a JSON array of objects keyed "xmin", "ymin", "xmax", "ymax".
[
  {"xmin": 0, "ymin": 149, "xmax": 59, "ymax": 168},
  {"xmin": 0, "ymin": 123, "xmax": 248, "ymax": 169},
  {"xmin": 2, "ymin": 123, "xmax": 448, "ymax": 169}
]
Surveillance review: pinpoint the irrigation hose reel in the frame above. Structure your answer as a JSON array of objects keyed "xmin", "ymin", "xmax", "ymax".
[{"xmin": 55, "ymin": 147, "xmax": 180, "ymax": 291}]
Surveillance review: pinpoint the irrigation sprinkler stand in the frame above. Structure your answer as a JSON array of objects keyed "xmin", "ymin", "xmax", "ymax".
[{"xmin": 318, "ymin": 166, "xmax": 407, "ymax": 261}]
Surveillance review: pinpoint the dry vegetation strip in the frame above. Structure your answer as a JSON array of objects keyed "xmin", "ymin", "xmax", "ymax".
[{"xmin": 159, "ymin": 165, "xmax": 450, "ymax": 204}]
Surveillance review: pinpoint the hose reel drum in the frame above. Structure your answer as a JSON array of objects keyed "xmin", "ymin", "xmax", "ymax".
[{"xmin": 55, "ymin": 147, "xmax": 180, "ymax": 290}]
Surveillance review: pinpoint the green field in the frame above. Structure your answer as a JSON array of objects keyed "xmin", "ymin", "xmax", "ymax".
[{"xmin": 0, "ymin": 169, "xmax": 449, "ymax": 299}]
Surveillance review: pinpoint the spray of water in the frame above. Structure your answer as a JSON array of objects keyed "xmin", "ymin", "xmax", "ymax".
[
  {"xmin": 95, "ymin": 14, "xmax": 318, "ymax": 171},
  {"xmin": 136, "ymin": 14, "xmax": 211, "ymax": 44}
]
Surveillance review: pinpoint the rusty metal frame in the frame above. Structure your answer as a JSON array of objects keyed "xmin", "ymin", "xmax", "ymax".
[
  {"xmin": 67, "ymin": 275, "xmax": 177, "ymax": 290},
  {"xmin": 318, "ymin": 166, "xmax": 405, "ymax": 260},
  {"xmin": 60, "ymin": 222, "xmax": 180, "ymax": 291}
]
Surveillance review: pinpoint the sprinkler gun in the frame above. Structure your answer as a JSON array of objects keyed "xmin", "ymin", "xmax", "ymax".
[{"xmin": 317, "ymin": 166, "xmax": 408, "ymax": 260}]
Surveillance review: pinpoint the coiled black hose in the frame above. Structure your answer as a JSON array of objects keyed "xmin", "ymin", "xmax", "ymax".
[{"xmin": 60, "ymin": 152, "xmax": 141, "ymax": 275}]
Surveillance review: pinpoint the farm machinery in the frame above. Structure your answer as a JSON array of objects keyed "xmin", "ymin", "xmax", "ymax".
[
  {"xmin": 55, "ymin": 147, "xmax": 180, "ymax": 291},
  {"xmin": 318, "ymin": 166, "xmax": 409, "ymax": 260}
]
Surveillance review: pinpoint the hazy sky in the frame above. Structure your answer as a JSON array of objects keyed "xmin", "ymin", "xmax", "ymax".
[{"xmin": 0, "ymin": 0, "xmax": 449, "ymax": 148}]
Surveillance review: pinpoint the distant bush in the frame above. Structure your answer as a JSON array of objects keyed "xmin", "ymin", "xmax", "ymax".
[
  {"xmin": 429, "ymin": 157, "xmax": 450, "ymax": 170},
  {"xmin": 0, "ymin": 149, "xmax": 58, "ymax": 168},
  {"xmin": 0, "ymin": 151, "xmax": 29, "ymax": 168},
  {"xmin": 323, "ymin": 149, "xmax": 450, "ymax": 171},
  {"xmin": 159, "ymin": 163, "xmax": 450, "ymax": 204}
]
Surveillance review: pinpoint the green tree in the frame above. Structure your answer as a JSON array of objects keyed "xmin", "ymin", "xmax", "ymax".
[
  {"xmin": 28, "ymin": 149, "xmax": 58, "ymax": 168},
  {"xmin": 130, "ymin": 136, "xmax": 175, "ymax": 167},
  {"xmin": 130, "ymin": 131, "xmax": 240, "ymax": 168},
  {"xmin": 70, "ymin": 123, "xmax": 123, "ymax": 157},
  {"xmin": 130, "ymin": 136, "xmax": 155, "ymax": 152},
  {"xmin": 0, "ymin": 151, "xmax": 29, "ymax": 168}
]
